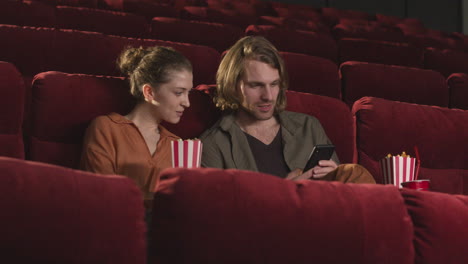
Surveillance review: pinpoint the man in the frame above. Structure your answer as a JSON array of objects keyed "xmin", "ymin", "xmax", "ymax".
[{"xmin": 200, "ymin": 36, "xmax": 374, "ymax": 183}]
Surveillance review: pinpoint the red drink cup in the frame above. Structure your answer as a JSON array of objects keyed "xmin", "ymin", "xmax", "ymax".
[{"xmin": 401, "ymin": 179, "xmax": 431, "ymax": 191}]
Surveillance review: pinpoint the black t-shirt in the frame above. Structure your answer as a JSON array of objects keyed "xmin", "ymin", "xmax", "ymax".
[{"xmin": 244, "ymin": 129, "xmax": 290, "ymax": 178}]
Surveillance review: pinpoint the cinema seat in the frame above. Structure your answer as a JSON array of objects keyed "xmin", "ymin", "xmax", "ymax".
[
  {"xmin": 0, "ymin": 156, "xmax": 145, "ymax": 264},
  {"xmin": 353, "ymin": 97, "xmax": 468, "ymax": 194},
  {"xmin": 56, "ymin": 5, "xmax": 149, "ymax": 38},
  {"xmin": 0, "ymin": 24, "xmax": 220, "ymax": 87},
  {"xmin": 28, "ymin": 72, "xmax": 133, "ymax": 168},
  {"xmin": 28, "ymin": 71, "xmax": 219, "ymax": 168},
  {"xmin": 150, "ymin": 167, "xmax": 414, "ymax": 264},
  {"xmin": 286, "ymin": 91, "xmax": 355, "ymax": 163},
  {"xmin": 280, "ymin": 52, "xmax": 341, "ymax": 99},
  {"xmin": 447, "ymin": 73, "xmax": 468, "ymax": 110},
  {"xmin": 340, "ymin": 61, "xmax": 448, "ymax": 107},
  {"xmin": 0, "ymin": 0, "xmax": 55, "ymax": 28},
  {"xmin": 332, "ymin": 22, "xmax": 406, "ymax": 43},
  {"xmin": 0, "ymin": 62, "xmax": 25, "ymax": 159},
  {"xmin": 150, "ymin": 17, "xmax": 244, "ymax": 52},
  {"xmin": 338, "ymin": 38, "xmax": 423, "ymax": 67},
  {"xmin": 424, "ymin": 48, "xmax": 468, "ymax": 77},
  {"xmin": 181, "ymin": 6, "xmax": 258, "ymax": 28},
  {"xmin": 246, "ymin": 25, "xmax": 338, "ymax": 62}
]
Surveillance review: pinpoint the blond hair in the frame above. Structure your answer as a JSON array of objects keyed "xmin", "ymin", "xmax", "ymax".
[{"xmin": 215, "ymin": 36, "xmax": 288, "ymax": 112}]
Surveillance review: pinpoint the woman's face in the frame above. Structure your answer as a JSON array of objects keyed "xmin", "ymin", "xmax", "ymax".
[{"xmin": 151, "ymin": 69, "xmax": 193, "ymax": 124}]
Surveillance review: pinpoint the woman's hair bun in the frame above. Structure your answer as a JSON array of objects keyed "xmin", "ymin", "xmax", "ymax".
[{"xmin": 117, "ymin": 46, "xmax": 149, "ymax": 77}]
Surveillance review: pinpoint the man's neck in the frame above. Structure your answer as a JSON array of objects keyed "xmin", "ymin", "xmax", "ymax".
[{"xmin": 235, "ymin": 109, "xmax": 280, "ymax": 145}]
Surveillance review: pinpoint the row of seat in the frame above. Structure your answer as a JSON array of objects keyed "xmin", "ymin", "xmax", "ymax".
[
  {"xmin": 1, "ymin": 155, "xmax": 467, "ymax": 263},
  {"xmin": 3, "ymin": 23, "xmax": 467, "ymax": 112},
  {"xmin": 3, "ymin": 0, "xmax": 468, "ymax": 73},
  {"xmin": 1, "ymin": 66, "xmax": 466, "ymax": 194},
  {"xmin": 3, "ymin": 20, "xmax": 468, "ymax": 87}
]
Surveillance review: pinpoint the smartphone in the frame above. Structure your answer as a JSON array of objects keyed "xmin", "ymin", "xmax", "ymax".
[{"xmin": 303, "ymin": 144, "xmax": 335, "ymax": 172}]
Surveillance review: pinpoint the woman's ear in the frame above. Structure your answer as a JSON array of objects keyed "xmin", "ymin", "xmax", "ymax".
[{"xmin": 142, "ymin": 84, "xmax": 159, "ymax": 105}]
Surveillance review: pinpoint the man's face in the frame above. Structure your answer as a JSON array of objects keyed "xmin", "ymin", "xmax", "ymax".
[{"xmin": 237, "ymin": 59, "xmax": 280, "ymax": 121}]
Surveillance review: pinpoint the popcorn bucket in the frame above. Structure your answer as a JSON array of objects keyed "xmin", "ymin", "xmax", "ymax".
[
  {"xmin": 171, "ymin": 139, "xmax": 203, "ymax": 168},
  {"xmin": 380, "ymin": 151, "xmax": 420, "ymax": 188}
]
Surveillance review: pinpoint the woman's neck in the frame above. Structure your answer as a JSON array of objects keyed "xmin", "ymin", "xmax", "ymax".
[{"xmin": 125, "ymin": 101, "xmax": 160, "ymax": 133}]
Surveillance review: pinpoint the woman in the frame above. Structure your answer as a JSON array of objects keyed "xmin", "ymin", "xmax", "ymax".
[{"xmin": 80, "ymin": 46, "xmax": 193, "ymax": 208}]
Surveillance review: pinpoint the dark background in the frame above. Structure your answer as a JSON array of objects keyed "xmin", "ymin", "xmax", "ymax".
[{"xmin": 267, "ymin": 0, "xmax": 462, "ymax": 33}]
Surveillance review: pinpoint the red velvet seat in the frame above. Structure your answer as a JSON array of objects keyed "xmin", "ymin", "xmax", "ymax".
[
  {"xmin": 321, "ymin": 7, "xmax": 371, "ymax": 26},
  {"xmin": 56, "ymin": 5, "xmax": 149, "ymax": 38},
  {"xmin": 122, "ymin": 1, "xmax": 179, "ymax": 19},
  {"xmin": 338, "ymin": 37, "xmax": 423, "ymax": 67},
  {"xmin": 246, "ymin": 25, "xmax": 338, "ymax": 62},
  {"xmin": 29, "ymin": 72, "xmax": 133, "ymax": 168},
  {"xmin": 150, "ymin": 17, "xmax": 244, "ymax": 52},
  {"xmin": 424, "ymin": 48, "xmax": 468, "ymax": 77},
  {"xmin": 340, "ymin": 61, "xmax": 448, "ymax": 107},
  {"xmin": 332, "ymin": 22, "xmax": 406, "ymax": 43},
  {"xmin": 286, "ymin": 91, "xmax": 355, "ymax": 163},
  {"xmin": 401, "ymin": 189, "xmax": 468, "ymax": 264},
  {"xmin": 0, "ymin": 156, "xmax": 145, "ymax": 264},
  {"xmin": 29, "ymin": 71, "xmax": 219, "ymax": 168},
  {"xmin": 353, "ymin": 97, "xmax": 468, "ymax": 194},
  {"xmin": 0, "ymin": 62, "xmax": 25, "ymax": 159},
  {"xmin": 181, "ymin": 6, "xmax": 258, "ymax": 29},
  {"xmin": 0, "ymin": 0, "xmax": 56, "ymax": 28},
  {"xmin": 0, "ymin": 24, "xmax": 220, "ymax": 86},
  {"xmin": 151, "ymin": 167, "xmax": 414, "ymax": 264},
  {"xmin": 280, "ymin": 52, "xmax": 341, "ymax": 99},
  {"xmin": 447, "ymin": 73, "xmax": 468, "ymax": 109}
]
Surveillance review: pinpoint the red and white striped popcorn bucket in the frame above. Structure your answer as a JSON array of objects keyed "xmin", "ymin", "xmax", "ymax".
[
  {"xmin": 380, "ymin": 154, "xmax": 417, "ymax": 188},
  {"xmin": 171, "ymin": 139, "xmax": 203, "ymax": 168}
]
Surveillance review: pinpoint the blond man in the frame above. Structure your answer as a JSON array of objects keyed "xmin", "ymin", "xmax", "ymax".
[{"xmin": 200, "ymin": 36, "xmax": 374, "ymax": 183}]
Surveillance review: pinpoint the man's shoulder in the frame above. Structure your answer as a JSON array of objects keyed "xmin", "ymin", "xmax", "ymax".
[
  {"xmin": 200, "ymin": 116, "xmax": 225, "ymax": 141},
  {"xmin": 280, "ymin": 110, "xmax": 321, "ymax": 126}
]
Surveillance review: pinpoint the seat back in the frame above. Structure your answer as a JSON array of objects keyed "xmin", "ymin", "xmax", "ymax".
[
  {"xmin": 0, "ymin": 156, "xmax": 145, "ymax": 264},
  {"xmin": 0, "ymin": 1, "xmax": 55, "ymax": 28},
  {"xmin": 0, "ymin": 62, "xmax": 25, "ymax": 159},
  {"xmin": 56, "ymin": 5, "xmax": 149, "ymax": 38},
  {"xmin": 29, "ymin": 72, "xmax": 134, "ymax": 168},
  {"xmin": 0, "ymin": 24, "xmax": 220, "ymax": 87},
  {"xmin": 401, "ymin": 189, "xmax": 468, "ymax": 263},
  {"xmin": 424, "ymin": 48, "xmax": 468, "ymax": 77},
  {"xmin": 340, "ymin": 61, "xmax": 448, "ymax": 107},
  {"xmin": 338, "ymin": 38, "xmax": 423, "ymax": 67},
  {"xmin": 29, "ymin": 71, "xmax": 220, "ymax": 168},
  {"xmin": 286, "ymin": 91, "xmax": 355, "ymax": 163},
  {"xmin": 246, "ymin": 25, "xmax": 338, "ymax": 62},
  {"xmin": 447, "ymin": 73, "xmax": 468, "ymax": 110},
  {"xmin": 150, "ymin": 17, "xmax": 244, "ymax": 52},
  {"xmin": 281, "ymin": 52, "xmax": 341, "ymax": 99},
  {"xmin": 151, "ymin": 167, "xmax": 414, "ymax": 264},
  {"xmin": 353, "ymin": 97, "xmax": 468, "ymax": 194}
]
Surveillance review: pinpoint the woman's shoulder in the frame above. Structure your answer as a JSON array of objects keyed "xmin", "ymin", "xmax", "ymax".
[{"xmin": 87, "ymin": 113, "xmax": 131, "ymax": 133}]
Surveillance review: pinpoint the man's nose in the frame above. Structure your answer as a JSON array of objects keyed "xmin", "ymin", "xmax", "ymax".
[{"xmin": 261, "ymin": 86, "xmax": 274, "ymax": 101}]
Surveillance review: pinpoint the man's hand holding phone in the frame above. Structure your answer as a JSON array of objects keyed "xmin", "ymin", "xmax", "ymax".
[{"xmin": 286, "ymin": 144, "xmax": 337, "ymax": 181}]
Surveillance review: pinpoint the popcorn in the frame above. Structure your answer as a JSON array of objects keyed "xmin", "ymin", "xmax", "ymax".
[
  {"xmin": 171, "ymin": 139, "xmax": 203, "ymax": 168},
  {"xmin": 380, "ymin": 150, "xmax": 420, "ymax": 188}
]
